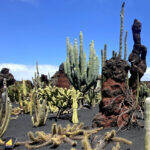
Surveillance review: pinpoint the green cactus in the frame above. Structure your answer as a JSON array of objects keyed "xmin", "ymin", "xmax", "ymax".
[
  {"xmin": 33, "ymin": 84, "xmax": 82, "ymax": 118},
  {"xmin": 112, "ymin": 50, "xmax": 115, "ymax": 57},
  {"xmin": 118, "ymin": 2, "xmax": 125, "ymax": 58},
  {"xmin": 138, "ymin": 82, "xmax": 150, "ymax": 110},
  {"xmin": 32, "ymin": 61, "xmax": 42, "ymax": 89},
  {"xmin": 72, "ymin": 88, "xmax": 79, "ymax": 124},
  {"xmin": 0, "ymin": 78, "xmax": 12, "ymax": 137},
  {"xmin": 82, "ymin": 132, "xmax": 93, "ymax": 150},
  {"xmin": 64, "ymin": 32, "xmax": 99, "ymax": 94},
  {"xmin": 101, "ymin": 49, "xmax": 104, "ymax": 69},
  {"xmin": 104, "ymin": 44, "xmax": 107, "ymax": 63},
  {"xmin": 124, "ymin": 31, "xmax": 128, "ymax": 60},
  {"xmin": 31, "ymin": 88, "xmax": 49, "ymax": 127},
  {"xmin": 22, "ymin": 80, "xmax": 27, "ymax": 97}
]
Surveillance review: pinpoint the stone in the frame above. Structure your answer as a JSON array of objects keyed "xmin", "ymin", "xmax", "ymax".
[
  {"xmin": 40, "ymin": 74, "xmax": 49, "ymax": 86},
  {"xmin": 0, "ymin": 68, "xmax": 15, "ymax": 89},
  {"xmin": 93, "ymin": 19, "xmax": 147, "ymax": 128},
  {"xmin": 51, "ymin": 63, "xmax": 71, "ymax": 89},
  {"xmin": 129, "ymin": 19, "xmax": 147, "ymax": 93},
  {"xmin": 92, "ymin": 57, "xmax": 130, "ymax": 128}
]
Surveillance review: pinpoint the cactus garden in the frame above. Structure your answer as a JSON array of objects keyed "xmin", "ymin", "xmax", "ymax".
[{"xmin": 0, "ymin": 1, "xmax": 150, "ymax": 150}]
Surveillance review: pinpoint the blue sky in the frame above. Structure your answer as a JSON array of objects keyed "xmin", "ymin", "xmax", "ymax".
[{"xmin": 0, "ymin": 0, "xmax": 150, "ymax": 80}]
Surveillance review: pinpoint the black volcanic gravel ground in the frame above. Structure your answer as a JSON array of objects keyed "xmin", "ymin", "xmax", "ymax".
[{"xmin": 0, "ymin": 105, "xmax": 145, "ymax": 150}]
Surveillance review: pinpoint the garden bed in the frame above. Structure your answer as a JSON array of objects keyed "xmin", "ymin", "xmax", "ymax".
[{"xmin": 1, "ymin": 105, "xmax": 145, "ymax": 150}]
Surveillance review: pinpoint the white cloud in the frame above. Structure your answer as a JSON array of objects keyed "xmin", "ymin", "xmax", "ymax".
[
  {"xmin": 141, "ymin": 67, "xmax": 150, "ymax": 81},
  {"xmin": 0, "ymin": 63, "xmax": 149, "ymax": 81},
  {"xmin": 0, "ymin": 63, "xmax": 58, "ymax": 81}
]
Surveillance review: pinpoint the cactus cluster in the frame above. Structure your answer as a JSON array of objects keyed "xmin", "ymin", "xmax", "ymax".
[
  {"xmin": 138, "ymin": 83, "xmax": 150, "ymax": 110},
  {"xmin": 37, "ymin": 85, "xmax": 82, "ymax": 119},
  {"xmin": 30, "ymin": 63, "xmax": 50, "ymax": 127},
  {"xmin": 24, "ymin": 122, "xmax": 103, "ymax": 149},
  {"xmin": 30, "ymin": 89, "xmax": 49, "ymax": 127},
  {"xmin": 64, "ymin": 32, "xmax": 99, "ymax": 94}
]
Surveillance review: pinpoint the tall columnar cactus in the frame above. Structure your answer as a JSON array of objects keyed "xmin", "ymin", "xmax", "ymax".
[
  {"xmin": 118, "ymin": 2, "xmax": 125, "ymax": 58},
  {"xmin": 104, "ymin": 44, "xmax": 107, "ymax": 63},
  {"xmin": 112, "ymin": 50, "xmax": 114, "ymax": 57},
  {"xmin": 32, "ymin": 61, "xmax": 42, "ymax": 89},
  {"xmin": 101, "ymin": 44, "xmax": 107, "ymax": 89},
  {"xmin": 30, "ymin": 87, "xmax": 50, "ymax": 127},
  {"xmin": 31, "ymin": 97, "xmax": 49, "ymax": 127},
  {"xmin": 145, "ymin": 97, "xmax": 150, "ymax": 150},
  {"xmin": 124, "ymin": 31, "xmax": 128, "ymax": 60},
  {"xmin": 101, "ymin": 49, "xmax": 104, "ymax": 69},
  {"xmin": 20, "ymin": 80, "xmax": 31, "ymax": 113},
  {"xmin": 0, "ymin": 78, "xmax": 12, "ymax": 137},
  {"xmin": 64, "ymin": 32, "xmax": 99, "ymax": 94},
  {"xmin": 101, "ymin": 49, "xmax": 104, "ymax": 90},
  {"xmin": 30, "ymin": 62, "xmax": 49, "ymax": 127},
  {"xmin": 72, "ymin": 88, "xmax": 79, "ymax": 124}
]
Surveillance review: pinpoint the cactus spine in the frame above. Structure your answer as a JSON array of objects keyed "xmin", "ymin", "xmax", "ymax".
[
  {"xmin": 64, "ymin": 32, "xmax": 99, "ymax": 94},
  {"xmin": 145, "ymin": 97, "xmax": 150, "ymax": 150},
  {"xmin": 119, "ymin": 2, "xmax": 125, "ymax": 58}
]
